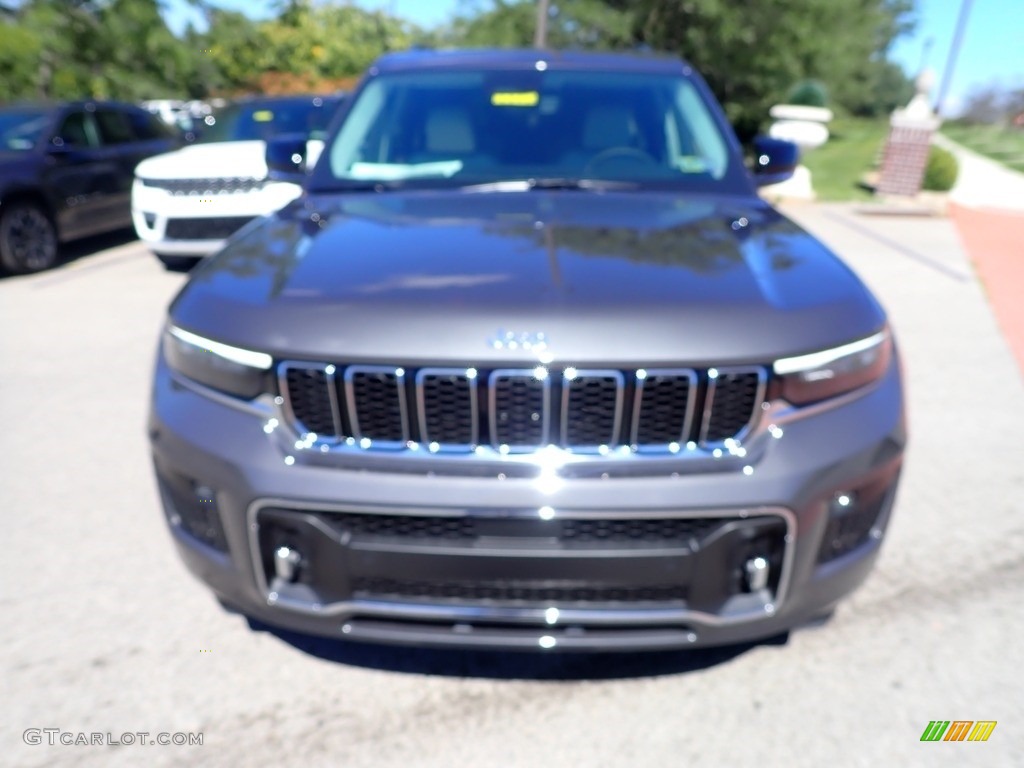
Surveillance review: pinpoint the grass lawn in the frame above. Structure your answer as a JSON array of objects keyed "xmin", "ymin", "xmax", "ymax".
[
  {"xmin": 800, "ymin": 117, "xmax": 890, "ymax": 201},
  {"xmin": 940, "ymin": 122, "xmax": 1024, "ymax": 173}
]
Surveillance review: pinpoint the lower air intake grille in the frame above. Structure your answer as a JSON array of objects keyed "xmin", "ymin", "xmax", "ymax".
[
  {"xmin": 164, "ymin": 216, "xmax": 254, "ymax": 240},
  {"xmin": 352, "ymin": 577, "xmax": 689, "ymax": 605}
]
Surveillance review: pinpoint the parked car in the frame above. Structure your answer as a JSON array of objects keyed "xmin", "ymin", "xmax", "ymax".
[
  {"xmin": 149, "ymin": 50, "xmax": 906, "ymax": 651},
  {"xmin": 141, "ymin": 99, "xmax": 189, "ymax": 127},
  {"xmin": 0, "ymin": 101, "xmax": 183, "ymax": 274},
  {"xmin": 132, "ymin": 94, "xmax": 344, "ymax": 269}
]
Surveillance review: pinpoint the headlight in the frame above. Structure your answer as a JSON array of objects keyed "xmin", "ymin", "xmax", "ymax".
[
  {"xmin": 163, "ymin": 324, "xmax": 273, "ymax": 399},
  {"xmin": 773, "ymin": 329, "xmax": 892, "ymax": 405}
]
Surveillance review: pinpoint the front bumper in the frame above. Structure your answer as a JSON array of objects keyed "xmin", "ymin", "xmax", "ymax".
[
  {"xmin": 131, "ymin": 180, "xmax": 301, "ymax": 257},
  {"xmin": 149, "ymin": 351, "xmax": 905, "ymax": 651}
]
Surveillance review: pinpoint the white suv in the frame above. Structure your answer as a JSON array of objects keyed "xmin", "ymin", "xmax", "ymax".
[{"xmin": 132, "ymin": 95, "xmax": 342, "ymax": 268}]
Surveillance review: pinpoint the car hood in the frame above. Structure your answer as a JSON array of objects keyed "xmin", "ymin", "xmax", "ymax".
[
  {"xmin": 170, "ymin": 191, "xmax": 886, "ymax": 365},
  {"xmin": 135, "ymin": 140, "xmax": 268, "ymax": 180}
]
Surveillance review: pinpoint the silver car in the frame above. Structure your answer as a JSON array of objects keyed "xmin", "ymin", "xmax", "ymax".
[{"xmin": 149, "ymin": 49, "xmax": 906, "ymax": 651}]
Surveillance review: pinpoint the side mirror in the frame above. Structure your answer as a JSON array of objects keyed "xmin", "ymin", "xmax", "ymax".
[
  {"xmin": 266, "ymin": 133, "xmax": 308, "ymax": 184},
  {"xmin": 751, "ymin": 136, "xmax": 799, "ymax": 186}
]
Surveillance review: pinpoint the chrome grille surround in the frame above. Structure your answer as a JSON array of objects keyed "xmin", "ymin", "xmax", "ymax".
[{"xmin": 276, "ymin": 361, "xmax": 768, "ymax": 457}]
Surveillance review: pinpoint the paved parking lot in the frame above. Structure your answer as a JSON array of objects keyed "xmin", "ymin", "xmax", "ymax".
[{"xmin": 2, "ymin": 207, "xmax": 1022, "ymax": 767}]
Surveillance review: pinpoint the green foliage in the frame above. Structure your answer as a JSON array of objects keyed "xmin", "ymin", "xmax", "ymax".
[
  {"xmin": 1, "ymin": 0, "xmax": 917, "ymax": 129},
  {"xmin": 631, "ymin": 0, "xmax": 915, "ymax": 139},
  {"xmin": 922, "ymin": 145, "xmax": 958, "ymax": 191},
  {"xmin": 942, "ymin": 122, "xmax": 1024, "ymax": 174},
  {"xmin": 0, "ymin": 22, "xmax": 42, "ymax": 100},
  {"xmin": 841, "ymin": 57, "xmax": 915, "ymax": 117},
  {"xmin": 786, "ymin": 80, "xmax": 828, "ymax": 108},
  {"xmin": 801, "ymin": 117, "xmax": 889, "ymax": 201},
  {"xmin": 447, "ymin": 0, "xmax": 634, "ymax": 50}
]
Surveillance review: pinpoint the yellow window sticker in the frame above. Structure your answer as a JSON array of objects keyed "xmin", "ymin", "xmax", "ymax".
[
  {"xmin": 491, "ymin": 91, "xmax": 540, "ymax": 107},
  {"xmin": 253, "ymin": 110, "xmax": 274, "ymax": 122}
]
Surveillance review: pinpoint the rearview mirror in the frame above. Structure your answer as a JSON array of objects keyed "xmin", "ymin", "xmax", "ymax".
[{"xmin": 751, "ymin": 136, "xmax": 799, "ymax": 186}]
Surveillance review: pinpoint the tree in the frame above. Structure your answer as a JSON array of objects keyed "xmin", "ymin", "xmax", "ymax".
[
  {"xmin": 631, "ymin": 0, "xmax": 915, "ymax": 137},
  {"xmin": 446, "ymin": 0, "xmax": 634, "ymax": 50},
  {"xmin": 2, "ymin": 0, "xmax": 198, "ymax": 101}
]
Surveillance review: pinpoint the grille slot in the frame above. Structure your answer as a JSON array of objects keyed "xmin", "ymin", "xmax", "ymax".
[
  {"xmin": 701, "ymin": 369, "xmax": 765, "ymax": 444},
  {"xmin": 282, "ymin": 365, "xmax": 340, "ymax": 437},
  {"xmin": 279, "ymin": 363, "xmax": 765, "ymax": 452},
  {"xmin": 346, "ymin": 366, "xmax": 408, "ymax": 444},
  {"xmin": 632, "ymin": 370, "xmax": 697, "ymax": 447},
  {"xmin": 561, "ymin": 370, "xmax": 624, "ymax": 448},
  {"xmin": 489, "ymin": 370, "xmax": 550, "ymax": 449},
  {"xmin": 416, "ymin": 369, "xmax": 478, "ymax": 447}
]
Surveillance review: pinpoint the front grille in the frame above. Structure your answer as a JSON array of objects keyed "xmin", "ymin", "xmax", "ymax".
[
  {"xmin": 139, "ymin": 176, "xmax": 265, "ymax": 195},
  {"xmin": 279, "ymin": 362, "xmax": 765, "ymax": 452},
  {"xmin": 164, "ymin": 216, "xmax": 255, "ymax": 240},
  {"xmin": 352, "ymin": 577, "xmax": 689, "ymax": 605}
]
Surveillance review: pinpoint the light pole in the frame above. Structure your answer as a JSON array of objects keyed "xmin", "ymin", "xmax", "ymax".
[
  {"xmin": 534, "ymin": 0, "xmax": 550, "ymax": 49},
  {"xmin": 936, "ymin": 0, "xmax": 974, "ymax": 116}
]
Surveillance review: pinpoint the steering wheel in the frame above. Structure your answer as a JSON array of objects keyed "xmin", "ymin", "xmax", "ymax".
[{"xmin": 583, "ymin": 147, "xmax": 659, "ymax": 177}]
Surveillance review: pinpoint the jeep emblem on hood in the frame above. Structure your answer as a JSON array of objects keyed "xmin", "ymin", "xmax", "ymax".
[{"xmin": 489, "ymin": 330, "xmax": 548, "ymax": 351}]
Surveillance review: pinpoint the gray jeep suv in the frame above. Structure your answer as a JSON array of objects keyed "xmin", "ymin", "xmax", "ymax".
[{"xmin": 149, "ymin": 49, "xmax": 906, "ymax": 651}]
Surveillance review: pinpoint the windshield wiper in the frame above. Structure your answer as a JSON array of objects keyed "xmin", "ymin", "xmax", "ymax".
[{"xmin": 461, "ymin": 178, "xmax": 639, "ymax": 193}]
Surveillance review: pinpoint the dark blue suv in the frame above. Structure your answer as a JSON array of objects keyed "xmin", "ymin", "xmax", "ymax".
[{"xmin": 0, "ymin": 101, "xmax": 181, "ymax": 273}]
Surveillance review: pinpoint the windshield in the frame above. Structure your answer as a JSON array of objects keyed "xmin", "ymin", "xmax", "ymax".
[
  {"xmin": 318, "ymin": 69, "xmax": 743, "ymax": 191},
  {"xmin": 0, "ymin": 109, "xmax": 50, "ymax": 151},
  {"xmin": 199, "ymin": 97, "xmax": 338, "ymax": 143}
]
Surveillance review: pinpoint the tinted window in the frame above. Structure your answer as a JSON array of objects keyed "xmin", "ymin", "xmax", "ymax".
[
  {"xmin": 320, "ymin": 70, "xmax": 740, "ymax": 192},
  {"xmin": 95, "ymin": 108, "xmax": 135, "ymax": 144},
  {"xmin": 198, "ymin": 97, "xmax": 338, "ymax": 143},
  {"xmin": 128, "ymin": 108, "xmax": 174, "ymax": 141},
  {"xmin": 57, "ymin": 111, "xmax": 99, "ymax": 148},
  {"xmin": 0, "ymin": 109, "xmax": 50, "ymax": 151}
]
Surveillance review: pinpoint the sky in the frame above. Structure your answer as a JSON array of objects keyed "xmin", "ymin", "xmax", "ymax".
[{"xmin": 162, "ymin": 0, "xmax": 1024, "ymax": 116}]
